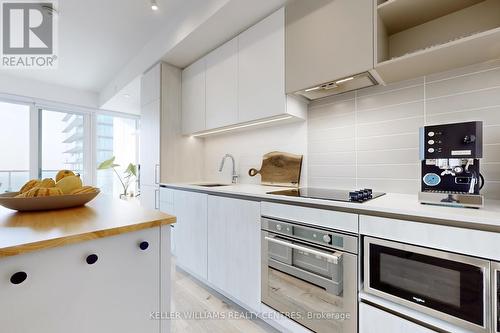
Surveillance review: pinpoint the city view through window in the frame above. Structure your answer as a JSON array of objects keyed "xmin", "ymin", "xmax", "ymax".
[
  {"xmin": 0, "ymin": 102, "xmax": 30, "ymax": 192},
  {"xmin": 0, "ymin": 102, "xmax": 139, "ymax": 197}
]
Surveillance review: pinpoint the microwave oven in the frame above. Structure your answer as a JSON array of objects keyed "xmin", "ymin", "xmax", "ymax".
[{"xmin": 364, "ymin": 237, "xmax": 491, "ymax": 333}]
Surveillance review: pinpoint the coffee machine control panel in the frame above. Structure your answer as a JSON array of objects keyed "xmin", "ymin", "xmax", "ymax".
[{"xmin": 421, "ymin": 121, "xmax": 483, "ymax": 159}]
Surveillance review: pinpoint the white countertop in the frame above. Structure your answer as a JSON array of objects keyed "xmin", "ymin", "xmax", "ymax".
[{"xmin": 161, "ymin": 182, "xmax": 500, "ymax": 230}]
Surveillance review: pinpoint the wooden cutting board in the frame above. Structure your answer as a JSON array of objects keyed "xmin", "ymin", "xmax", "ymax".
[{"xmin": 248, "ymin": 152, "xmax": 303, "ymax": 187}]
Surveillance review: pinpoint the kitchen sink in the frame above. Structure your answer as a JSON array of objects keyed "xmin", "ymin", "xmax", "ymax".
[{"xmin": 190, "ymin": 183, "xmax": 230, "ymax": 187}]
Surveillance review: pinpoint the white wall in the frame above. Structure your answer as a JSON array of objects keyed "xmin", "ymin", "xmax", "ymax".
[
  {"xmin": 0, "ymin": 73, "xmax": 98, "ymax": 108},
  {"xmin": 308, "ymin": 59, "xmax": 500, "ymax": 199},
  {"xmin": 203, "ymin": 120, "xmax": 307, "ymax": 185}
]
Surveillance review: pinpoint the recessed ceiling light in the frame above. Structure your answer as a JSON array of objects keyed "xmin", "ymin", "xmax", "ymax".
[{"xmin": 151, "ymin": 0, "xmax": 159, "ymax": 11}]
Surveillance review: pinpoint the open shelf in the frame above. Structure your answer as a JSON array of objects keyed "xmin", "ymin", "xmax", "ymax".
[
  {"xmin": 375, "ymin": 0, "xmax": 500, "ymax": 83},
  {"xmin": 378, "ymin": 0, "xmax": 485, "ymax": 34},
  {"xmin": 375, "ymin": 27, "xmax": 500, "ymax": 83}
]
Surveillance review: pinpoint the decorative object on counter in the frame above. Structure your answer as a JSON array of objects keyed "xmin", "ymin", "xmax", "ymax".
[
  {"xmin": 0, "ymin": 170, "xmax": 100, "ymax": 211},
  {"xmin": 249, "ymin": 151, "xmax": 303, "ymax": 187},
  {"xmin": 419, "ymin": 121, "xmax": 484, "ymax": 208},
  {"xmin": 97, "ymin": 156, "xmax": 137, "ymax": 199}
]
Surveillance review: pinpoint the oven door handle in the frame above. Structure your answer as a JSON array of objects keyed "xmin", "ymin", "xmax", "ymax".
[{"xmin": 264, "ymin": 236, "xmax": 342, "ymax": 264}]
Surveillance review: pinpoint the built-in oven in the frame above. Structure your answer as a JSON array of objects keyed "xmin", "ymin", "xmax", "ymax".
[
  {"xmin": 364, "ymin": 237, "xmax": 490, "ymax": 333},
  {"xmin": 261, "ymin": 217, "xmax": 358, "ymax": 333}
]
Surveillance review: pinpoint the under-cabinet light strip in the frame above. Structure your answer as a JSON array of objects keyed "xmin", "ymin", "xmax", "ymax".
[{"xmin": 191, "ymin": 115, "xmax": 293, "ymax": 137}]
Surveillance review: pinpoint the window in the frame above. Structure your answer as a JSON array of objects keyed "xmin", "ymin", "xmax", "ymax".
[
  {"xmin": 96, "ymin": 114, "xmax": 139, "ymax": 196},
  {"xmin": 0, "ymin": 97, "xmax": 139, "ymax": 195},
  {"xmin": 0, "ymin": 101, "xmax": 30, "ymax": 192},
  {"xmin": 40, "ymin": 109, "xmax": 85, "ymax": 180}
]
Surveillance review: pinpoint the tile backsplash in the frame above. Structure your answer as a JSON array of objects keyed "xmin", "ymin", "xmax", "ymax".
[
  {"xmin": 308, "ymin": 59, "xmax": 500, "ymax": 199},
  {"xmin": 203, "ymin": 121, "xmax": 308, "ymax": 185}
]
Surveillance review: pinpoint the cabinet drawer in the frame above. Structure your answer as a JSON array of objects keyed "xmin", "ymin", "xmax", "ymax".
[
  {"xmin": 360, "ymin": 303, "xmax": 438, "ymax": 333},
  {"xmin": 261, "ymin": 202, "xmax": 358, "ymax": 233}
]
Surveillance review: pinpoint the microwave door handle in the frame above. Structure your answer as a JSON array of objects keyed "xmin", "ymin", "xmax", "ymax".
[{"xmin": 265, "ymin": 236, "xmax": 342, "ymax": 265}]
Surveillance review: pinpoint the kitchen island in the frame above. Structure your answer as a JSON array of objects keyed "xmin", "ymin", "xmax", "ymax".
[{"xmin": 0, "ymin": 196, "xmax": 175, "ymax": 333}]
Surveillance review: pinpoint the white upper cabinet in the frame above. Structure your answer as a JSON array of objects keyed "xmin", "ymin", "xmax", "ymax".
[
  {"xmin": 238, "ymin": 8, "xmax": 286, "ymax": 123},
  {"xmin": 141, "ymin": 64, "xmax": 161, "ymax": 107},
  {"xmin": 285, "ymin": 0, "xmax": 373, "ymax": 93},
  {"xmin": 181, "ymin": 57, "xmax": 206, "ymax": 135},
  {"xmin": 205, "ymin": 37, "xmax": 238, "ymax": 129},
  {"xmin": 180, "ymin": 8, "xmax": 306, "ymax": 136}
]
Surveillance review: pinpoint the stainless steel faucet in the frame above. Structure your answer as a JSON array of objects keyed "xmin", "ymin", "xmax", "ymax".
[{"xmin": 219, "ymin": 154, "xmax": 239, "ymax": 184}]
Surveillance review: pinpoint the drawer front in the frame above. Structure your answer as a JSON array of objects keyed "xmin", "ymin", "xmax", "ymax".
[
  {"xmin": 360, "ymin": 303, "xmax": 438, "ymax": 333},
  {"xmin": 261, "ymin": 202, "xmax": 358, "ymax": 233}
]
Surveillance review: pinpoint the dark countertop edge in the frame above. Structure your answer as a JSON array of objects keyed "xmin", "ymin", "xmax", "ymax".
[{"xmin": 160, "ymin": 184, "xmax": 500, "ymax": 233}]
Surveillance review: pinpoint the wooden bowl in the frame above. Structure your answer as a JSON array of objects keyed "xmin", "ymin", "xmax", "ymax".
[{"xmin": 0, "ymin": 190, "xmax": 100, "ymax": 212}]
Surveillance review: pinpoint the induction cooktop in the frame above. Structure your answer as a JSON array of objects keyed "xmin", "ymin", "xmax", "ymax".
[{"xmin": 266, "ymin": 188, "xmax": 385, "ymax": 203}]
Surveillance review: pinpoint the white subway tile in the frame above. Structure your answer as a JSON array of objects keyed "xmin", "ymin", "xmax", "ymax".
[
  {"xmin": 357, "ymin": 133, "xmax": 419, "ymax": 151},
  {"xmin": 356, "ymin": 117, "xmax": 424, "ymax": 138},
  {"xmin": 357, "ymin": 164, "xmax": 419, "ymax": 179},
  {"xmin": 357, "ymin": 85, "xmax": 424, "ymax": 111},
  {"xmin": 426, "ymin": 86, "xmax": 500, "ymax": 115},
  {"xmin": 426, "ymin": 107, "xmax": 500, "ymax": 126},
  {"xmin": 426, "ymin": 67, "xmax": 500, "ymax": 99},
  {"xmin": 357, "ymin": 101, "xmax": 424, "ymax": 124},
  {"xmin": 357, "ymin": 148, "xmax": 420, "ymax": 165}
]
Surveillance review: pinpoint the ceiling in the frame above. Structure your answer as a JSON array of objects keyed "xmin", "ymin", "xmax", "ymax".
[
  {"xmin": 100, "ymin": 76, "xmax": 141, "ymax": 115},
  {"xmin": 0, "ymin": 0, "xmax": 288, "ymax": 114},
  {"xmin": 0, "ymin": 0, "xmax": 186, "ymax": 93}
]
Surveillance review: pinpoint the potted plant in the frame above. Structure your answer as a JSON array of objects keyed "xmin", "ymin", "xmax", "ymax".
[{"xmin": 97, "ymin": 156, "xmax": 137, "ymax": 199}]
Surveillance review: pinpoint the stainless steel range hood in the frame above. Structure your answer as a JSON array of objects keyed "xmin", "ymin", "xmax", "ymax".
[{"xmin": 294, "ymin": 72, "xmax": 377, "ymax": 100}]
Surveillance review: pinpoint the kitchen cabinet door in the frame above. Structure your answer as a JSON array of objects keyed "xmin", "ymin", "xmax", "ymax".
[
  {"xmin": 207, "ymin": 195, "xmax": 261, "ymax": 311},
  {"xmin": 181, "ymin": 58, "xmax": 206, "ymax": 135},
  {"xmin": 160, "ymin": 187, "xmax": 175, "ymax": 255},
  {"xmin": 173, "ymin": 189, "xmax": 208, "ymax": 279},
  {"xmin": 140, "ymin": 184, "xmax": 159, "ymax": 211},
  {"xmin": 140, "ymin": 98, "xmax": 160, "ymax": 187},
  {"xmin": 0, "ymin": 228, "xmax": 161, "ymax": 333},
  {"xmin": 285, "ymin": 0, "xmax": 373, "ymax": 93},
  {"xmin": 205, "ymin": 37, "xmax": 238, "ymax": 129},
  {"xmin": 141, "ymin": 63, "xmax": 161, "ymax": 106},
  {"xmin": 359, "ymin": 303, "xmax": 438, "ymax": 333},
  {"xmin": 238, "ymin": 8, "xmax": 285, "ymax": 123}
]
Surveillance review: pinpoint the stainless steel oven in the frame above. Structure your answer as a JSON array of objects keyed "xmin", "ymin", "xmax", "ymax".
[
  {"xmin": 364, "ymin": 237, "xmax": 490, "ymax": 333},
  {"xmin": 261, "ymin": 217, "xmax": 358, "ymax": 333}
]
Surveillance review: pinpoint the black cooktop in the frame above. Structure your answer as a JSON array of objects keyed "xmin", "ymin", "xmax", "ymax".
[{"xmin": 266, "ymin": 188, "xmax": 386, "ymax": 203}]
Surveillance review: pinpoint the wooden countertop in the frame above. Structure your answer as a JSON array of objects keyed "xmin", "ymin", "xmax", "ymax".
[{"xmin": 0, "ymin": 196, "xmax": 175, "ymax": 258}]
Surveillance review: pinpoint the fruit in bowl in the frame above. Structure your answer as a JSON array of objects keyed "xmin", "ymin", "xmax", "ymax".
[{"xmin": 16, "ymin": 171, "xmax": 99, "ymax": 198}]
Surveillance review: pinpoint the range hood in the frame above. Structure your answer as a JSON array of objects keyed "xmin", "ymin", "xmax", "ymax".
[
  {"xmin": 285, "ymin": 0, "xmax": 378, "ymax": 101},
  {"xmin": 294, "ymin": 72, "xmax": 377, "ymax": 100}
]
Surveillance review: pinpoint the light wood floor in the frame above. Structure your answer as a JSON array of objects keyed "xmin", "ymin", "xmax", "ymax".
[{"xmin": 171, "ymin": 263, "xmax": 279, "ymax": 333}]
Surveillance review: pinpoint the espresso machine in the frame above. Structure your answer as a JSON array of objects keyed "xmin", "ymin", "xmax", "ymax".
[{"xmin": 418, "ymin": 121, "xmax": 484, "ymax": 208}]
